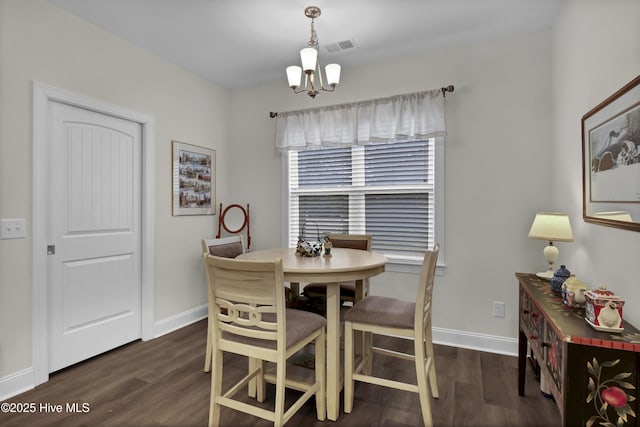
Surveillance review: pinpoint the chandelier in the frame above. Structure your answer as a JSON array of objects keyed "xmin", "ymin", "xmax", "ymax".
[{"xmin": 286, "ymin": 6, "xmax": 341, "ymax": 98}]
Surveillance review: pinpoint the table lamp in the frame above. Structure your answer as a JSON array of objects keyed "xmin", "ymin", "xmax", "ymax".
[{"xmin": 528, "ymin": 212, "xmax": 574, "ymax": 279}]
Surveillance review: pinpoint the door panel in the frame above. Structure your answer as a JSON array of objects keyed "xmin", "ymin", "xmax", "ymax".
[
  {"xmin": 48, "ymin": 101, "xmax": 142, "ymax": 372},
  {"xmin": 66, "ymin": 125, "xmax": 134, "ymax": 233},
  {"xmin": 63, "ymin": 254, "xmax": 135, "ymax": 330}
]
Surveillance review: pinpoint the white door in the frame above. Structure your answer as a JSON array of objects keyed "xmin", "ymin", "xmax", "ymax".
[{"xmin": 48, "ymin": 101, "xmax": 142, "ymax": 372}]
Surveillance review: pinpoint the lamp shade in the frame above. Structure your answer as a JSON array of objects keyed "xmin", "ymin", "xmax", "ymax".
[
  {"xmin": 528, "ymin": 212, "xmax": 574, "ymax": 242},
  {"xmin": 300, "ymin": 47, "xmax": 318, "ymax": 72},
  {"xmin": 286, "ymin": 66, "xmax": 302, "ymax": 88},
  {"xmin": 325, "ymin": 63, "xmax": 341, "ymax": 86}
]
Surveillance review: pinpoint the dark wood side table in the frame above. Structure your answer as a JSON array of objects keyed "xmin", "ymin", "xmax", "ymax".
[{"xmin": 517, "ymin": 273, "xmax": 639, "ymax": 426}]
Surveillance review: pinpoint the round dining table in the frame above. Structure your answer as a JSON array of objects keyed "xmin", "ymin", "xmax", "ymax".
[{"xmin": 238, "ymin": 247, "xmax": 387, "ymax": 421}]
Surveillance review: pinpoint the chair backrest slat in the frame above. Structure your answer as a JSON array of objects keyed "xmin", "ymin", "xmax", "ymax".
[
  {"xmin": 219, "ymin": 322, "xmax": 278, "ymax": 341},
  {"xmin": 214, "ymin": 266, "xmax": 276, "ymax": 304},
  {"xmin": 327, "ymin": 234, "xmax": 372, "ymax": 251},
  {"xmin": 202, "ymin": 235, "xmax": 245, "ymax": 258},
  {"xmin": 415, "ymin": 244, "xmax": 439, "ymax": 334}
]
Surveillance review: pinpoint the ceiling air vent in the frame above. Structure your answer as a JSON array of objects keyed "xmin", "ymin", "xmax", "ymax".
[{"xmin": 324, "ymin": 39, "xmax": 357, "ymax": 53}]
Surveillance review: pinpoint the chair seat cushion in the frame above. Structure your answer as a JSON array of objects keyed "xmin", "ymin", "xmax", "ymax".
[
  {"xmin": 344, "ymin": 296, "xmax": 415, "ymax": 329},
  {"xmin": 303, "ymin": 281, "xmax": 356, "ymax": 297},
  {"xmin": 222, "ymin": 308, "xmax": 326, "ymax": 350}
]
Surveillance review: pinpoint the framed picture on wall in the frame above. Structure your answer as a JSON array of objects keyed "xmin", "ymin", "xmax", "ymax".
[
  {"xmin": 582, "ymin": 74, "xmax": 640, "ymax": 232},
  {"xmin": 172, "ymin": 140, "xmax": 215, "ymax": 216}
]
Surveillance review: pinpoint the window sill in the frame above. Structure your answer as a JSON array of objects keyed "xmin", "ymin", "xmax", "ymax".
[{"xmin": 383, "ymin": 254, "xmax": 446, "ymax": 275}]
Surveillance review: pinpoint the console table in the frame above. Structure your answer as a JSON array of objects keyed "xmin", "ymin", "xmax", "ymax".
[{"xmin": 517, "ymin": 273, "xmax": 639, "ymax": 426}]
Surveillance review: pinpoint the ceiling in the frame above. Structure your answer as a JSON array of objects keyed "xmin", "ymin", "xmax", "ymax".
[{"xmin": 48, "ymin": 0, "xmax": 563, "ymax": 89}]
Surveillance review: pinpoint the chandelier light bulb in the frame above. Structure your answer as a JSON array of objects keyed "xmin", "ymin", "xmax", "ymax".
[
  {"xmin": 286, "ymin": 65, "xmax": 302, "ymax": 89},
  {"xmin": 325, "ymin": 63, "xmax": 341, "ymax": 86},
  {"xmin": 300, "ymin": 47, "xmax": 318, "ymax": 72}
]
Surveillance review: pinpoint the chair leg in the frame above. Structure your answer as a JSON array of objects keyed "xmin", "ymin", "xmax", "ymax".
[
  {"xmin": 247, "ymin": 358, "xmax": 256, "ymax": 398},
  {"xmin": 205, "ymin": 292, "xmax": 215, "ymax": 373},
  {"xmin": 414, "ymin": 337, "xmax": 434, "ymax": 427},
  {"xmin": 204, "ymin": 319, "xmax": 212, "ymax": 372},
  {"xmin": 247, "ymin": 358, "xmax": 265, "ymax": 401},
  {"xmin": 363, "ymin": 331, "xmax": 373, "ymax": 375},
  {"xmin": 256, "ymin": 359, "xmax": 266, "ymax": 403},
  {"xmin": 274, "ymin": 358, "xmax": 286, "ymax": 427},
  {"xmin": 204, "ymin": 326, "xmax": 211, "ymax": 372},
  {"xmin": 425, "ymin": 327, "xmax": 439, "ymax": 398},
  {"xmin": 209, "ymin": 347, "xmax": 223, "ymax": 427},
  {"xmin": 343, "ymin": 321, "xmax": 355, "ymax": 414},
  {"xmin": 315, "ymin": 329, "xmax": 326, "ymax": 421}
]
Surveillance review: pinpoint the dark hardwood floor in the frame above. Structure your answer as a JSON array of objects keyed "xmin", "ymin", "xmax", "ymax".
[{"xmin": 1, "ymin": 320, "xmax": 560, "ymax": 426}]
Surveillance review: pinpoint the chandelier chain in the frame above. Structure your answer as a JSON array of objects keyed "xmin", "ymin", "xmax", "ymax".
[{"xmin": 308, "ymin": 19, "xmax": 318, "ymax": 48}]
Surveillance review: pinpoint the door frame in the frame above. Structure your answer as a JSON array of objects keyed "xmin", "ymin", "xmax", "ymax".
[{"xmin": 32, "ymin": 81, "xmax": 155, "ymax": 386}]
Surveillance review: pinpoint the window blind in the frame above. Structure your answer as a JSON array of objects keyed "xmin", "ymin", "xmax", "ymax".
[{"xmin": 288, "ymin": 140, "xmax": 434, "ymax": 259}]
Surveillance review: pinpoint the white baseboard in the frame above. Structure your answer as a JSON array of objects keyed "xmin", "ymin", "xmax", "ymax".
[
  {"xmin": 0, "ymin": 368, "xmax": 35, "ymax": 402},
  {"xmin": 152, "ymin": 304, "xmax": 208, "ymax": 339},
  {"xmin": 433, "ymin": 326, "xmax": 518, "ymax": 356},
  {"xmin": 150, "ymin": 308, "xmax": 519, "ymax": 356}
]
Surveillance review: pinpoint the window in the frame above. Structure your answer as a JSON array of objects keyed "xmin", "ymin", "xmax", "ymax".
[{"xmin": 286, "ymin": 139, "xmax": 443, "ymax": 265}]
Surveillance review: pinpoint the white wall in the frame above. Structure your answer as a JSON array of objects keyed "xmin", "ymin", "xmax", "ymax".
[
  {"xmin": 228, "ymin": 29, "xmax": 555, "ymax": 349},
  {"xmin": 552, "ymin": 0, "xmax": 640, "ymax": 328},
  {"xmin": 0, "ymin": 0, "xmax": 228, "ymax": 384}
]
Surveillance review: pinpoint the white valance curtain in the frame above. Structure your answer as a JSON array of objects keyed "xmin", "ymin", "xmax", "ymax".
[{"xmin": 275, "ymin": 89, "xmax": 446, "ymax": 151}]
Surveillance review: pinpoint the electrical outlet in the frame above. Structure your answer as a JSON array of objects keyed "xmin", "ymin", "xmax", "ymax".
[
  {"xmin": 0, "ymin": 218, "xmax": 26, "ymax": 239},
  {"xmin": 493, "ymin": 301, "xmax": 505, "ymax": 318}
]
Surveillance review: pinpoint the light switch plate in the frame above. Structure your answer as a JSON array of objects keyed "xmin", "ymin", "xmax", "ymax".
[{"xmin": 0, "ymin": 218, "xmax": 27, "ymax": 239}]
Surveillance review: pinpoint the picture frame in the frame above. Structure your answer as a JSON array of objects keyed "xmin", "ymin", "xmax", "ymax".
[
  {"xmin": 582, "ymin": 75, "xmax": 640, "ymax": 232},
  {"xmin": 172, "ymin": 141, "xmax": 215, "ymax": 216}
]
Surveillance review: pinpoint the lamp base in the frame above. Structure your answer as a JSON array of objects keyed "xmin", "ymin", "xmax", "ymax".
[{"xmin": 536, "ymin": 270, "xmax": 554, "ymax": 280}]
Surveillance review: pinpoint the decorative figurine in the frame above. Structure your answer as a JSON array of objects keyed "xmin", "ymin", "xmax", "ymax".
[
  {"xmin": 550, "ymin": 265, "xmax": 571, "ymax": 293},
  {"xmin": 323, "ymin": 235, "xmax": 332, "ymax": 256}
]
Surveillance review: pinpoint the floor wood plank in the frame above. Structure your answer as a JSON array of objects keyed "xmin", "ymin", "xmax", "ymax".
[{"xmin": 1, "ymin": 320, "xmax": 560, "ymax": 426}]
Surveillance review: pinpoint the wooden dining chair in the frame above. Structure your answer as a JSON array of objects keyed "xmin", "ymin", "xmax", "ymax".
[
  {"xmin": 302, "ymin": 234, "xmax": 372, "ymax": 307},
  {"xmin": 203, "ymin": 254, "xmax": 326, "ymax": 427},
  {"xmin": 201, "ymin": 235, "xmax": 245, "ymax": 373},
  {"xmin": 343, "ymin": 244, "xmax": 440, "ymax": 427}
]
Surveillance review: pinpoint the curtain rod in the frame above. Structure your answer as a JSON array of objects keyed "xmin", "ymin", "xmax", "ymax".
[{"xmin": 269, "ymin": 85, "xmax": 454, "ymax": 118}]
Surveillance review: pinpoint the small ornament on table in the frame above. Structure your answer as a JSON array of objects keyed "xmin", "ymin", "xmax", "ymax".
[
  {"xmin": 295, "ymin": 236, "xmax": 305, "ymax": 256},
  {"xmin": 584, "ymin": 285, "xmax": 625, "ymax": 332},
  {"xmin": 561, "ymin": 275, "xmax": 588, "ymax": 307},
  {"xmin": 295, "ymin": 221, "xmax": 322, "ymax": 257},
  {"xmin": 295, "ymin": 235, "xmax": 322, "ymax": 257},
  {"xmin": 323, "ymin": 235, "xmax": 332, "ymax": 257},
  {"xmin": 550, "ymin": 264, "xmax": 571, "ymax": 293}
]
